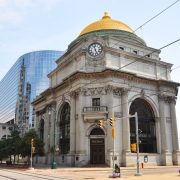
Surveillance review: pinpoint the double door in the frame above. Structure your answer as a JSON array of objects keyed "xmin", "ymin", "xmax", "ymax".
[{"xmin": 90, "ymin": 138, "xmax": 105, "ymax": 164}]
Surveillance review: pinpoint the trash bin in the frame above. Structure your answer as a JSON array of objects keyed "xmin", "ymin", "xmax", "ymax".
[{"xmin": 51, "ymin": 162, "xmax": 57, "ymax": 169}]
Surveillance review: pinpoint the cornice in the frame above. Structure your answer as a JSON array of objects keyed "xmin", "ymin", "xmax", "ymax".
[{"xmin": 33, "ymin": 69, "xmax": 179, "ymax": 105}]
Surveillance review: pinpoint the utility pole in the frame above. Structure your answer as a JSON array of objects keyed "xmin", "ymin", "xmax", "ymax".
[
  {"xmin": 109, "ymin": 118, "xmax": 116, "ymax": 171},
  {"xmin": 48, "ymin": 106, "xmax": 57, "ymax": 169}
]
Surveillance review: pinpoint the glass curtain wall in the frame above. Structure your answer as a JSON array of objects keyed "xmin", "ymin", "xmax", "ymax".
[{"xmin": 0, "ymin": 50, "xmax": 63, "ymax": 134}]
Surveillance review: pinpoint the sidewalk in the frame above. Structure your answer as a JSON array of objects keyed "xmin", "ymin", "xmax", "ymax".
[{"xmin": 28, "ymin": 166, "xmax": 180, "ymax": 180}]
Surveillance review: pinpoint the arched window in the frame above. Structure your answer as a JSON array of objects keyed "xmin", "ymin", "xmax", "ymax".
[
  {"xmin": 90, "ymin": 128, "xmax": 104, "ymax": 135},
  {"xmin": 59, "ymin": 103, "xmax": 70, "ymax": 154},
  {"xmin": 39, "ymin": 119, "xmax": 44, "ymax": 142},
  {"xmin": 129, "ymin": 98, "xmax": 157, "ymax": 153}
]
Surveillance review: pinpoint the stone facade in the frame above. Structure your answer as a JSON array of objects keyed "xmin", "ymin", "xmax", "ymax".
[{"xmin": 32, "ymin": 27, "xmax": 180, "ymax": 167}]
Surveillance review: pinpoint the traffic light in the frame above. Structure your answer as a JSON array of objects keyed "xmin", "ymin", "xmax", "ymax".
[
  {"xmin": 97, "ymin": 120, "xmax": 103, "ymax": 128},
  {"xmin": 111, "ymin": 127, "xmax": 116, "ymax": 139},
  {"xmin": 131, "ymin": 143, "xmax": 137, "ymax": 153},
  {"xmin": 32, "ymin": 147, "xmax": 36, "ymax": 153},
  {"xmin": 109, "ymin": 118, "xmax": 115, "ymax": 127},
  {"xmin": 31, "ymin": 138, "xmax": 35, "ymax": 147}
]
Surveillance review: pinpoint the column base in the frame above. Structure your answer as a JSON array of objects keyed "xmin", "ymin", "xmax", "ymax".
[
  {"xmin": 172, "ymin": 150, "xmax": 180, "ymax": 165},
  {"xmin": 161, "ymin": 151, "xmax": 173, "ymax": 165},
  {"xmin": 121, "ymin": 151, "xmax": 134, "ymax": 167}
]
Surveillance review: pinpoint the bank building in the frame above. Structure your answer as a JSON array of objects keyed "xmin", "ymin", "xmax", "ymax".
[{"xmin": 32, "ymin": 12, "xmax": 180, "ymax": 167}]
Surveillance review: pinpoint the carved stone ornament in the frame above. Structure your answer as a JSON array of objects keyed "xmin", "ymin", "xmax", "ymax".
[
  {"xmin": 84, "ymin": 87, "xmax": 107, "ymax": 96},
  {"xmin": 158, "ymin": 94, "xmax": 176, "ymax": 103},
  {"xmin": 62, "ymin": 94, "xmax": 65, "ymax": 102},
  {"xmin": 86, "ymin": 56, "xmax": 105, "ymax": 66},
  {"xmin": 74, "ymin": 86, "xmax": 130, "ymax": 96},
  {"xmin": 113, "ymin": 88, "xmax": 122, "ymax": 96},
  {"xmin": 141, "ymin": 89, "xmax": 145, "ymax": 97},
  {"xmin": 114, "ymin": 112, "xmax": 122, "ymax": 118}
]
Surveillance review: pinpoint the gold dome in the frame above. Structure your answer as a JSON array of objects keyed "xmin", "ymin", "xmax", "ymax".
[{"xmin": 80, "ymin": 12, "xmax": 133, "ymax": 36}]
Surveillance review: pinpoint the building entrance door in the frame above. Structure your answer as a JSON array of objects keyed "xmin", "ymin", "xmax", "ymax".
[{"xmin": 90, "ymin": 138, "xmax": 105, "ymax": 164}]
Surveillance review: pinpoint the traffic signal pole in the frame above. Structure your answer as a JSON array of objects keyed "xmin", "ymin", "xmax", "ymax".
[
  {"xmin": 29, "ymin": 139, "xmax": 34, "ymax": 170},
  {"xmin": 134, "ymin": 112, "xmax": 141, "ymax": 176}
]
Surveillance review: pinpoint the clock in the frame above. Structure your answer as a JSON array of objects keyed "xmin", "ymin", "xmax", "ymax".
[{"xmin": 88, "ymin": 42, "xmax": 103, "ymax": 57}]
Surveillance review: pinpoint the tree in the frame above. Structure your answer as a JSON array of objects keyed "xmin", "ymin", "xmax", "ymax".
[
  {"xmin": 10, "ymin": 130, "xmax": 22, "ymax": 163},
  {"xmin": 21, "ymin": 129, "xmax": 44, "ymax": 160},
  {"xmin": 0, "ymin": 140, "xmax": 8, "ymax": 162}
]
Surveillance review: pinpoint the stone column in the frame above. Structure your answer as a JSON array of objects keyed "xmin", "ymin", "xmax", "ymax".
[
  {"xmin": 69, "ymin": 92, "xmax": 76, "ymax": 166},
  {"xmin": 70, "ymin": 92, "xmax": 76, "ymax": 153},
  {"xmin": 158, "ymin": 95, "xmax": 172, "ymax": 165},
  {"xmin": 106, "ymin": 86, "xmax": 114, "ymax": 167},
  {"xmin": 170, "ymin": 97, "xmax": 180, "ymax": 165},
  {"xmin": 75, "ymin": 89, "xmax": 86, "ymax": 166},
  {"xmin": 121, "ymin": 88, "xmax": 131, "ymax": 166}
]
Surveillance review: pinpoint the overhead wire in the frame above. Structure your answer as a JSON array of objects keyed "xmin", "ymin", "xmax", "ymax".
[
  {"xmin": 110, "ymin": 0, "xmax": 180, "ymax": 48},
  {"xmin": 133, "ymin": 0, "xmax": 180, "ymax": 33},
  {"xmin": 57, "ymin": 37, "xmax": 180, "ymax": 101},
  {"xmin": 39, "ymin": 1, "xmax": 180, "ymax": 113},
  {"xmin": 55, "ymin": 0, "xmax": 180, "ymax": 99}
]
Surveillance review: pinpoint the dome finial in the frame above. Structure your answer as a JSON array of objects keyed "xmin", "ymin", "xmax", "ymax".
[{"xmin": 102, "ymin": 11, "xmax": 111, "ymax": 19}]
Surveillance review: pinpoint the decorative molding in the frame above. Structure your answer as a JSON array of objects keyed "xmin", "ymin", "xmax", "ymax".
[{"xmin": 166, "ymin": 117, "xmax": 171, "ymax": 123}]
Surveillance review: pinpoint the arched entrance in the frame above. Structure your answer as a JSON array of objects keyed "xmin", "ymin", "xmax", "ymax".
[
  {"xmin": 90, "ymin": 128, "xmax": 105, "ymax": 164},
  {"xmin": 129, "ymin": 98, "xmax": 157, "ymax": 153},
  {"xmin": 59, "ymin": 102, "xmax": 70, "ymax": 154}
]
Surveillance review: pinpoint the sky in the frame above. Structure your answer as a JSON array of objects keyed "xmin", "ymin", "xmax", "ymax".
[{"xmin": 0, "ymin": 0, "xmax": 180, "ymax": 138}]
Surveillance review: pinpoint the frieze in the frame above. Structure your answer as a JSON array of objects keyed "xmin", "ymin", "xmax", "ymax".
[
  {"xmin": 84, "ymin": 87, "xmax": 107, "ymax": 96},
  {"xmin": 74, "ymin": 86, "xmax": 130, "ymax": 96}
]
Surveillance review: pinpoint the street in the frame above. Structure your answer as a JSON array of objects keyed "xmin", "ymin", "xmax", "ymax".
[{"xmin": 0, "ymin": 166, "xmax": 180, "ymax": 180}]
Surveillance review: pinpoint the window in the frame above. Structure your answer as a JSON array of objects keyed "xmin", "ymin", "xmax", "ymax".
[
  {"xmin": 130, "ymin": 98, "xmax": 157, "ymax": 153},
  {"xmin": 2, "ymin": 126, "xmax": 6, "ymax": 130},
  {"xmin": 133, "ymin": 50, "xmax": 138, "ymax": 54},
  {"xmin": 119, "ymin": 47, "xmax": 124, "ymax": 50},
  {"xmin": 145, "ymin": 54, "xmax": 150, "ymax": 58},
  {"xmin": 59, "ymin": 103, "xmax": 70, "ymax": 154},
  {"xmin": 8, "ymin": 127, "xmax": 13, "ymax": 131},
  {"xmin": 92, "ymin": 98, "xmax": 100, "ymax": 107}
]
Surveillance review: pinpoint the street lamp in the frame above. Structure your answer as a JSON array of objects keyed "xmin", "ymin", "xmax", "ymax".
[{"xmin": 48, "ymin": 106, "xmax": 57, "ymax": 169}]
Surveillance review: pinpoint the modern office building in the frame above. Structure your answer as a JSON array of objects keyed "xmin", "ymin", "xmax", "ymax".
[
  {"xmin": 0, "ymin": 50, "xmax": 63, "ymax": 136},
  {"xmin": 33, "ymin": 12, "xmax": 180, "ymax": 167}
]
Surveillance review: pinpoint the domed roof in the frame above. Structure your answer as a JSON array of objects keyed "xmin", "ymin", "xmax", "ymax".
[{"xmin": 80, "ymin": 12, "xmax": 133, "ymax": 36}]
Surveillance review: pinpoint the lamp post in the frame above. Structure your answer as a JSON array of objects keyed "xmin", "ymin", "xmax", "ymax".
[{"xmin": 48, "ymin": 106, "xmax": 57, "ymax": 169}]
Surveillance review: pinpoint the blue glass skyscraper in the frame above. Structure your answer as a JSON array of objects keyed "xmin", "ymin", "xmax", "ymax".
[{"xmin": 0, "ymin": 50, "xmax": 63, "ymax": 134}]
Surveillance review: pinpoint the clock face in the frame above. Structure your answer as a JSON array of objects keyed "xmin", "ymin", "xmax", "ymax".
[{"xmin": 88, "ymin": 42, "xmax": 103, "ymax": 57}]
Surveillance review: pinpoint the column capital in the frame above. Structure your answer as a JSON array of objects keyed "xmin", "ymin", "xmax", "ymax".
[
  {"xmin": 121, "ymin": 87, "xmax": 130, "ymax": 94},
  {"xmin": 158, "ymin": 94, "xmax": 176, "ymax": 103}
]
